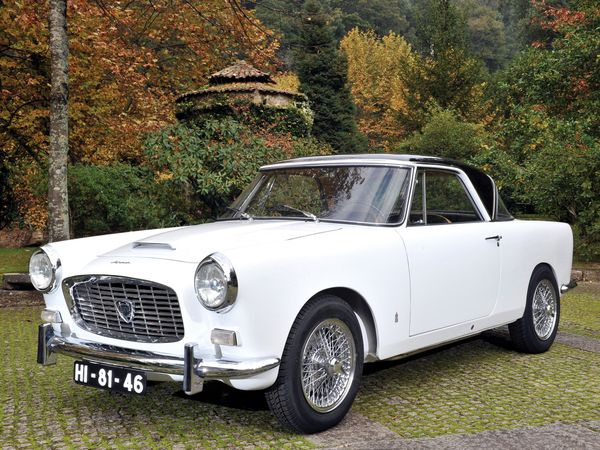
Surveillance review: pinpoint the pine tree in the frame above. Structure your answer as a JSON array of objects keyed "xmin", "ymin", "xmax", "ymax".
[
  {"xmin": 400, "ymin": 0, "xmax": 485, "ymax": 129},
  {"xmin": 294, "ymin": 0, "xmax": 366, "ymax": 153}
]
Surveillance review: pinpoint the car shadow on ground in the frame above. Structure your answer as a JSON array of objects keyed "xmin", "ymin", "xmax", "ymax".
[
  {"xmin": 168, "ymin": 328, "xmax": 518, "ymax": 413},
  {"xmin": 363, "ymin": 328, "xmax": 516, "ymax": 377},
  {"xmin": 172, "ymin": 381, "xmax": 270, "ymax": 411}
]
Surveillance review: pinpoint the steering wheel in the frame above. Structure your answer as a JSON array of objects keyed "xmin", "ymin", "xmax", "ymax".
[{"xmin": 427, "ymin": 213, "xmax": 452, "ymax": 224}]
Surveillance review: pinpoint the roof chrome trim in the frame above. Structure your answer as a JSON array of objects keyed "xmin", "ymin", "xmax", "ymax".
[
  {"xmin": 260, "ymin": 154, "xmax": 489, "ymax": 181},
  {"xmin": 260, "ymin": 158, "xmax": 414, "ymax": 171}
]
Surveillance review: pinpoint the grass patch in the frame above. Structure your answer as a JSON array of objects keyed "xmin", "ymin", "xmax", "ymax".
[
  {"xmin": 0, "ymin": 247, "xmax": 36, "ymax": 285},
  {"xmin": 0, "ymin": 247, "xmax": 35, "ymax": 274},
  {"xmin": 561, "ymin": 283, "xmax": 600, "ymax": 338}
]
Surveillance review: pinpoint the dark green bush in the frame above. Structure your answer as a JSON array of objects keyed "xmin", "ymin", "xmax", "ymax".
[
  {"xmin": 395, "ymin": 108, "xmax": 487, "ymax": 160},
  {"xmin": 68, "ymin": 163, "xmax": 179, "ymax": 237},
  {"xmin": 144, "ymin": 118, "xmax": 330, "ymax": 220},
  {"xmin": 474, "ymin": 112, "xmax": 600, "ymax": 261}
]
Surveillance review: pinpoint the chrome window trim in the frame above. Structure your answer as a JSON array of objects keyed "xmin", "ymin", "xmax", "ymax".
[
  {"xmin": 422, "ymin": 164, "xmax": 490, "ymax": 221},
  {"xmin": 406, "ymin": 167, "xmax": 486, "ymax": 227},
  {"xmin": 231, "ymin": 164, "xmax": 415, "ymax": 227}
]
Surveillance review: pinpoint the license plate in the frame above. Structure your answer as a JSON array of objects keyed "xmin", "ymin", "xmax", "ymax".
[{"xmin": 73, "ymin": 361, "xmax": 147, "ymax": 394}]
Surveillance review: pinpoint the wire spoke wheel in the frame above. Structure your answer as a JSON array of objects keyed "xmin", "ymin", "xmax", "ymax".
[
  {"xmin": 301, "ymin": 319, "xmax": 356, "ymax": 413},
  {"xmin": 265, "ymin": 295, "xmax": 363, "ymax": 433},
  {"xmin": 532, "ymin": 279, "xmax": 558, "ymax": 340},
  {"xmin": 509, "ymin": 266, "xmax": 560, "ymax": 354}
]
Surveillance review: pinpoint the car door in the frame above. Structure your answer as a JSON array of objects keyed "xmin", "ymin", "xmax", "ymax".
[{"xmin": 401, "ymin": 168, "xmax": 501, "ymax": 336}]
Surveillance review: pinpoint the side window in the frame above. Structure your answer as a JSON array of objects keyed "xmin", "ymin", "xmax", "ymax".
[{"xmin": 409, "ymin": 170, "xmax": 482, "ymax": 225}]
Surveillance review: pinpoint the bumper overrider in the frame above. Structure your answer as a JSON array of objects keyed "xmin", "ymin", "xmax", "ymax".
[{"xmin": 37, "ymin": 323, "xmax": 280, "ymax": 395}]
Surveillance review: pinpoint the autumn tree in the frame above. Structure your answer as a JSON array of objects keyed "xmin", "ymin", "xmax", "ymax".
[
  {"xmin": 0, "ymin": 0, "xmax": 278, "ymax": 230},
  {"xmin": 253, "ymin": 0, "xmax": 414, "ymax": 68},
  {"xmin": 295, "ymin": 0, "xmax": 365, "ymax": 153},
  {"xmin": 341, "ymin": 29, "xmax": 415, "ymax": 150}
]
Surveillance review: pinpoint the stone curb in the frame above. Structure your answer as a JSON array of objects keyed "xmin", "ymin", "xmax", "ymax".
[
  {"xmin": 571, "ymin": 269, "xmax": 600, "ymax": 283},
  {"xmin": 2, "ymin": 272, "xmax": 33, "ymax": 290}
]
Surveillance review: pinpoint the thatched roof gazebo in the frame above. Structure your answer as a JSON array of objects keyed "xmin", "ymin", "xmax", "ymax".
[
  {"xmin": 175, "ymin": 61, "xmax": 312, "ymax": 136},
  {"xmin": 207, "ymin": 60, "xmax": 275, "ymax": 85}
]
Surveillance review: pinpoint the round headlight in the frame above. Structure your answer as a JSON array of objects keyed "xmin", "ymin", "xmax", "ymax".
[
  {"xmin": 194, "ymin": 253, "xmax": 238, "ymax": 312},
  {"xmin": 29, "ymin": 249, "xmax": 60, "ymax": 292}
]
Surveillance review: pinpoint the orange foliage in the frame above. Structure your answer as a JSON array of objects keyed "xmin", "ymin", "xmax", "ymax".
[
  {"xmin": 1, "ymin": 0, "xmax": 279, "ymax": 228},
  {"xmin": 531, "ymin": 0, "xmax": 589, "ymax": 33},
  {"xmin": 340, "ymin": 29, "xmax": 415, "ymax": 150}
]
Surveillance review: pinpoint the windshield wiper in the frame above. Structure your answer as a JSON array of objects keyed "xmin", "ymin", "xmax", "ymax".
[
  {"xmin": 274, "ymin": 204, "xmax": 319, "ymax": 222},
  {"xmin": 224, "ymin": 206, "xmax": 253, "ymax": 220}
]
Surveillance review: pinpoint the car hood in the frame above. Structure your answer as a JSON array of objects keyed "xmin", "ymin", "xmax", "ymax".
[{"xmin": 99, "ymin": 220, "xmax": 344, "ymax": 263}]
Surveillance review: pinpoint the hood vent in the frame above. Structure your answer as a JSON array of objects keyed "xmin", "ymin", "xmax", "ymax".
[{"xmin": 132, "ymin": 242, "xmax": 176, "ymax": 250}]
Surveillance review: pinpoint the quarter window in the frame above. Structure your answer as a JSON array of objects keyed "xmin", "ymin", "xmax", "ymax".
[{"xmin": 409, "ymin": 170, "xmax": 482, "ymax": 225}]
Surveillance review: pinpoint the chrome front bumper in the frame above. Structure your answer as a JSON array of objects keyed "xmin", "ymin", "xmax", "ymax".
[{"xmin": 37, "ymin": 323, "xmax": 280, "ymax": 395}]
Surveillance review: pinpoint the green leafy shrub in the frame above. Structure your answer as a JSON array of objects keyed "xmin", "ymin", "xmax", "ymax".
[
  {"xmin": 523, "ymin": 128, "xmax": 600, "ymax": 261},
  {"xmin": 396, "ymin": 108, "xmax": 487, "ymax": 160},
  {"xmin": 144, "ymin": 118, "xmax": 330, "ymax": 220},
  {"xmin": 177, "ymin": 97, "xmax": 314, "ymax": 138},
  {"xmin": 68, "ymin": 163, "xmax": 178, "ymax": 237},
  {"xmin": 475, "ymin": 112, "xmax": 600, "ymax": 261}
]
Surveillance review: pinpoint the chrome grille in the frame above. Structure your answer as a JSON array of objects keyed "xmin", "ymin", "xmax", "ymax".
[{"xmin": 64, "ymin": 276, "xmax": 184, "ymax": 343}]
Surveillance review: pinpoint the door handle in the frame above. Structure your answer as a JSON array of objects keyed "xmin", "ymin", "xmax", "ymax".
[{"xmin": 485, "ymin": 235, "xmax": 502, "ymax": 246}]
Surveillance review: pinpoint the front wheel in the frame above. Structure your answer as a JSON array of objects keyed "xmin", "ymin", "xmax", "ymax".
[
  {"xmin": 509, "ymin": 265, "xmax": 560, "ymax": 353},
  {"xmin": 265, "ymin": 295, "xmax": 363, "ymax": 433}
]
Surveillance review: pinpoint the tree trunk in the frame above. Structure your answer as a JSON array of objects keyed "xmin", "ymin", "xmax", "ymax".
[{"xmin": 48, "ymin": 0, "xmax": 70, "ymax": 241}]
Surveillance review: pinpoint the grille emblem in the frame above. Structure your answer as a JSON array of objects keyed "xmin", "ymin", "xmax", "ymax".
[{"xmin": 115, "ymin": 300, "xmax": 135, "ymax": 323}]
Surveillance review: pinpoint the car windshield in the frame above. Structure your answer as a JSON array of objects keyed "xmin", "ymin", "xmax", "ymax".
[{"xmin": 220, "ymin": 165, "xmax": 412, "ymax": 224}]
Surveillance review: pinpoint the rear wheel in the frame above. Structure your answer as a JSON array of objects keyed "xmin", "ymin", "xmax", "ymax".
[
  {"xmin": 509, "ymin": 265, "xmax": 560, "ymax": 353},
  {"xmin": 265, "ymin": 295, "xmax": 363, "ymax": 433}
]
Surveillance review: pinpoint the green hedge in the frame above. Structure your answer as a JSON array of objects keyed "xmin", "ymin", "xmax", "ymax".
[{"xmin": 68, "ymin": 163, "xmax": 179, "ymax": 237}]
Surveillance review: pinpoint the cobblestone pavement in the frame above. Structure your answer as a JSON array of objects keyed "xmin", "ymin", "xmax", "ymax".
[
  {"xmin": 309, "ymin": 414, "xmax": 600, "ymax": 449},
  {"xmin": 0, "ymin": 286, "xmax": 599, "ymax": 449}
]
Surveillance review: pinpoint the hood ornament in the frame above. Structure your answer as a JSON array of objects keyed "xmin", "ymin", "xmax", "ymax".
[{"xmin": 115, "ymin": 300, "xmax": 135, "ymax": 323}]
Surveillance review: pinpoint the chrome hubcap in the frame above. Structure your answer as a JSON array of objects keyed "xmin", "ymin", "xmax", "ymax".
[
  {"xmin": 301, "ymin": 319, "xmax": 356, "ymax": 412},
  {"xmin": 532, "ymin": 279, "xmax": 557, "ymax": 340}
]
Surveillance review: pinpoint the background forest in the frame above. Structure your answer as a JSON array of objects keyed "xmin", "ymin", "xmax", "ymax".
[{"xmin": 1, "ymin": 0, "xmax": 598, "ymax": 259}]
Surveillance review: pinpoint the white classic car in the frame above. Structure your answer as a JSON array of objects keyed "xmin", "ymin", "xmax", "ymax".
[{"xmin": 32, "ymin": 154, "xmax": 575, "ymax": 433}]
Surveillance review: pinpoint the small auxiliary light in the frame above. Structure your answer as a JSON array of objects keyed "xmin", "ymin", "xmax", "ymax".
[
  {"xmin": 211, "ymin": 328, "xmax": 238, "ymax": 346},
  {"xmin": 41, "ymin": 309, "xmax": 62, "ymax": 324}
]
